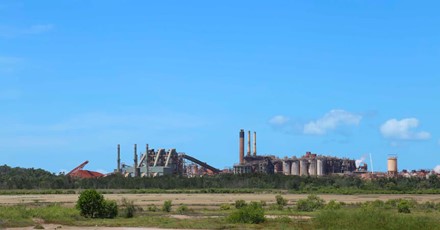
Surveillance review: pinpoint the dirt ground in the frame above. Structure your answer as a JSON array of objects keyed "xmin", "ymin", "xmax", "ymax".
[{"xmin": 2, "ymin": 193, "xmax": 440, "ymax": 209}]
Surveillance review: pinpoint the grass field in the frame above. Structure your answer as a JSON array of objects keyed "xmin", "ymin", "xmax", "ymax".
[
  {"xmin": 2, "ymin": 193, "xmax": 440, "ymax": 208},
  {"xmin": 2, "ymin": 193, "xmax": 440, "ymax": 229}
]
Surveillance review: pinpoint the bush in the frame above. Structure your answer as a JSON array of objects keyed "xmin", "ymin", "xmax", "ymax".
[
  {"xmin": 76, "ymin": 189, "xmax": 117, "ymax": 218},
  {"xmin": 147, "ymin": 204, "xmax": 157, "ymax": 212},
  {"xmin": 325, "ymin": 200, "xmax": 341, "ymax": 210},
  {"xmin": 397, "ymin": 200, "xmax": 411, "ymax": 213},
  {"xmin": 120, "ymin": 198, "xmax": 136, "ymax": 218},
  {"xmin": 220, "ymin": 203, "xmax": 231, "ymax": 210},
  {"xmin": 228, "ymin": 202, "xmax": 265, "ymax": 224},
  {"xmin": 235, "ymin": 200, "xmax": 247, "ymax": 209},
  {"xmin": 275, "ymin": 195, "xmax": 287, "ymax": 210},
  {"xmin": 101, "ymin": 200, "xmax": 118, "ymax": 218},
  {"xmin": 162, "ymin": 200, "xmax": 172, "ymax": 212},
  {"xmin": 177, "ymin": 205, "xmax": 189, "ymax": 214},
  {"xmin": 296, "ymin": 194, "xmax": 325, "ymax": 212}
]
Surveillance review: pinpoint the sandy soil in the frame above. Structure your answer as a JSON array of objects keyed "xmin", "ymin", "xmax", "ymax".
[{"xmin": 2, "ymin": 193, "xmax": 440, "ymax": 209}]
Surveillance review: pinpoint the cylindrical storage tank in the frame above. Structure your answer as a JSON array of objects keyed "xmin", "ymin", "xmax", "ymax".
[
  {"xmin": 283, "ymin": 161, "xmax": 291, "ymax": 175},
  {"xmin": 300, "ymin": 159, "xmax": 309, "ymax": 176},
  {"xmin": 317, "ymin": 158, "xmax": 325, "ymax": 176},
  {"xmin": 387, "ymin": 157, "xmax": 398, "ymax": 176},
  {"xmin": 309, "ymin": 159, "xmax": 317, "ymax": 176},
  {"xmin": 291, "ymin": 160, "xmax": 300, "ymax": 176}
]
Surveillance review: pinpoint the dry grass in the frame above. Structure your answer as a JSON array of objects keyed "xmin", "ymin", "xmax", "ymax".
[{"xmin": 2, "ymin": 193, "xmax": 440, "ymax": 210}]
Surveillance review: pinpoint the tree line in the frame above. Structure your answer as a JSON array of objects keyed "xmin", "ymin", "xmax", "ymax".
[{"xmin": 1, "ymin": 165, "xmax": 440, "ymax": 193}]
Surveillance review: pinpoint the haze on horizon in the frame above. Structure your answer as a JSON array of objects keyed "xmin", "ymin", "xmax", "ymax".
[{"xmin": 1, "ymin": 1, "xmax": 439, "ymax": 174}]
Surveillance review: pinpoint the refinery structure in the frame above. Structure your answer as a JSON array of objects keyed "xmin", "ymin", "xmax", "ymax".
[
  {"xmin": 233, "ymin": 129, "xmax": 361, "ymax": 176},
  {"xmin": 66, "ymin": 129, "xmax": 436, "ymax": 179}
]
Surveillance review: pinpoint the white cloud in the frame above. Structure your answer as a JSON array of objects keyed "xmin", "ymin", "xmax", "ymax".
[
  {"xmin": 303, "ymin": 109, "xmax": 362, "ymax": 135},
  {"xmin": 269, "ymin": 115, "xmax": 290, "ymax": 126},
  {"xmin": 380, "ymin": 118, "xmax": 430, "ymax": 140},
  {"xmin": 434, "ymin": 165, "xmax": 440, "ymax": 174}
]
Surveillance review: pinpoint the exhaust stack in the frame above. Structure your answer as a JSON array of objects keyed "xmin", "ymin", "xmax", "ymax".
[
  {"xmin": 247, "ymin": 131, "xmax": 251, "ymax": 157},
  {"xmin": 117, "ymin": 144, "xmax": 121, "ymax": 173},
  {"xmin": 134, "ymin": 144, "xmax": 138, "ymax": 177},
  {"xmin": 253, "ymin": 131, "xmax": 257, "ymax": 156},
  {"xmin": 239, "ymin": 129, "xmax": 244, "ymax": 164}
]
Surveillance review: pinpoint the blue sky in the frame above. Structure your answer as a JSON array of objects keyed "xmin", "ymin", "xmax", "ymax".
[{"xmin": 1, "ymin": 1, "xmax": 439, "ymax": 173}]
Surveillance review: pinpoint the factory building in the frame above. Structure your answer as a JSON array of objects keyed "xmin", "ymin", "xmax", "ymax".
[
  {"xmin": 233, "ymin": 129, "xmax": 361, "ymax": 176},
  {"xmin": 117, "ymin": 144, "xmax": 220, "ymax": 177}
]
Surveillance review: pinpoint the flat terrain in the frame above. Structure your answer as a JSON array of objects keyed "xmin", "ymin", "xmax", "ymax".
[{"xmin": 2, "ymin": 193, "xmax": 440, "ymax": 209}]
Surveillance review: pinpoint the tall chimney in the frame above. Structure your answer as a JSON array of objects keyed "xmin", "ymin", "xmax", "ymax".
[
  {"xmin": 239, "ymin": 129, "xmax": 244, "ymax": 164},
  {"xmin": 146, "ymin": 144, "xmax": 149, "ymax": 177},
  {"xmin": 134, "ymin": 144, "xmax": 138, "ymax": 177},
  {"xmin": 253, "ymin": 131, "xmax": 257, "ymax": 156},
  {"xmin": 247, "ymin": 130, "xmax": 251, "ymax": 157},
  {"xmin": 117, "ymin": 144, "xmax": 121, "ymax": 173}
]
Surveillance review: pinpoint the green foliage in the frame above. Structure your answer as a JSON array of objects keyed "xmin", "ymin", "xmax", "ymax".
[
  {"xmin": 314, "ymin": 208, "xmax": 439, "ymax": 230},
  {"xmin": 162, "ymin": 200, "xmax": 172, "ymax": 212},
  {"xmin": 177, "ymin": 205, "xmax": 189, "ymax": 214},
  {"xmin": 325, "ymin": 200, "xmax": 342, "ymax": 210},
  {"xmin": 228, "ymin": 201, "xmax": 266, "ymax": 224},
  {"xmin": 102, "ymin": 200, "xmax": 118, "ymax": 218},
  {"xmin": 234, "ymin": 199, "xmax": 247, "ymax": 209},
  {"xmin": 296, "ymin": 194, "xmax": 325, "ymax": 212},
  {"xmin": 397, "ymin": 200, "xmax": 411, "ymax": 213},
  {"xmin": 275, "ymin": 195, "xmax": 288, "ymax": 208},
  {"xmin": 120, "ymin": 198, "xmax": 136, "ymax": 218},
  {"xmin": 220, "ymin": 203, "xmax": 231, "ymax": 210},
  {"xmin": 76, "ymin": 189, "xmax": 117, "ymax": 218},
  {"xmin": 3, "ymin": 164, "xmax": 440, "ymax": 194},
  {"xmin": 147, "ymin": 204, "xmax": 158, "ymax": 212}
]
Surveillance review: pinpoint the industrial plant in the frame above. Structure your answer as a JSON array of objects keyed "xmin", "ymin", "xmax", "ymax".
[
  {"xmin": 115, "ymin": 144, "xmax": 220, "ymax": 177},
  {"xmin": 233, "ymin": 129, "xmax": 363, "ymax": 176},
  {"xmin": 65, "ymin": 129, "xmax": 436, "ymax": 179}
]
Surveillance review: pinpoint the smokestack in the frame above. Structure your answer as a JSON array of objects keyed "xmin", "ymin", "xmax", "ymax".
[
  {"xmin": 253, "ymin": 131, "xmax": 257, "ymax": 156},
  {"xmin": 239, "ymin": 129, "xmax": 244, "ymax": 164},
  {"xmin": 146, "ymin": 144, "xmax": 149, "ymax": 177},
  {"xmin": 134, "ymin": 144, "xmax": 138, "ymax": 177},
  {"xmin": 117, "ymin": 144, "xmax": 121, "ymax": 173},
  {"xmin": 247, "ymin": 130, "xmax": 251, "ymax": 157}
]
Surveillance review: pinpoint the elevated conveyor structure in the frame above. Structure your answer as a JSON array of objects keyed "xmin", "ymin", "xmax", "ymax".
[{"xmin": 180, "ymin": 153, "xmax": 221, "ymax": 173}]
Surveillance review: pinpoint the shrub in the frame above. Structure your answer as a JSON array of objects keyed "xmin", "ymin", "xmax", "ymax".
[
  {"xmin": 220, "ymin": 203, "xmax": 231, "ymax": 210},
  {"xmin": 162, "ymin": 200, "xmax": 172, "ymax": 212},
  {"xmin": 235, "ymin": 200, "xmax": 247, "ymax": 209},
  {"xmin": 120, "ymin": 198, "xmax": 136, "ymax": 218},
  {"xmin": 177, "ymin": 205, "xmax": 189, "ymax": 214},
  {"xmin": 325, "ymin": 200, "xmax": 341, "ymax": 210},
  {"xmin": 101, "ymin": 200, "xmax": 118, "ymax": 218},
  {"xmin": 147, "ymin": 204, "xmax": 157, "ymax": 212},
  {"xmin": 228, "ymin": 202, "xmax": 265, "ymax": 224},
  {"xmin": 275, "ymin": 195, "xmax": 288, "ymax": 210},
  {"xmin": 296, "ymin": 194, "xmax": 325, "ymax": 212},
  {"xmin": 397, "ymin": 200, "xmax": 411, "ymax": 213},
  {"xmin": 76, "ymin": 189, "xmax": 117, "ymax": 219}
]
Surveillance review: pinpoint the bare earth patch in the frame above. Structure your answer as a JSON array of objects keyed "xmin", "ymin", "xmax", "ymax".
[{"xmin": 1, "ymin": 193, "xmax": 440, "ymax": 209}]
